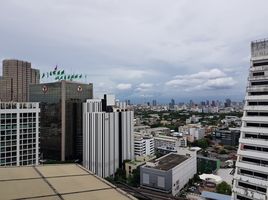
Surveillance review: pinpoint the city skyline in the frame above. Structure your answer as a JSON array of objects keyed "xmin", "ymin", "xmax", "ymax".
[{"xmin": 1, "ymin": 1, "xmax": 268, "ymax": 102}]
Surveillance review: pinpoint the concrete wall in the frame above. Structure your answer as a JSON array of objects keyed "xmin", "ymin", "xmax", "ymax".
[{"xmin": 140, "ymin": 167, "xmax": 172, "ymax": 192}]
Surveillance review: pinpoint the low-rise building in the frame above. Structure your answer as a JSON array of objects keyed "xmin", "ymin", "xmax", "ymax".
[
  {"xmin": 154, "ymin": 135, "xmax": 187, "ymax": 153},
  {"xmin": 179, "ymin": 124, "xmax": 205, "ymax": 142},
  {"xmin": 140, "ymin": 149, "xmax": 197, "ymax": 196},
  {"xmin": 125, "ymin": 155, "xmax": 156, "ymax": 178},
  {"xmin": 213, "ymin": 128, "xmax": 240, "ymax": 146},
  {"xmin": 134, "ymin": 133, "xmax": 154, "ymax": 156}
]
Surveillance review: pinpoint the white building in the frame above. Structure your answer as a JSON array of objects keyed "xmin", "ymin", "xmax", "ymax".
[
  {"xmin": 232, "ymin": 39, "xmax": 268, "ymax": 200},
  {"xmin": 179, "ymin": 124, "xmax": 205, "ymax": 142},
  {"xmin": 154, "ymin": 135, "xmax": 187, "ymax": 152},
  {"xmin": 83, "ymin": 95, "xmax": 134, "ymax": 178},
  {"xmin": 134, "ymin": 132, "xmax": 154, "ymax": 156},
  {"xmin": 140, "ymin": 148, "xmax": 197, "ymax": 196},
  {"xmin": 0, "ymin": 102, "xmax": 40, "ymax": 166}
]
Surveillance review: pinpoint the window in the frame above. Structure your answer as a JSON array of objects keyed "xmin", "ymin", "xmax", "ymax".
[
  {"xmin": 253, "ymin": 61, "xmax": 268, "ymax": 67},
  {"xmin": 252, "ymin": 72, "xmax": 265, "ymax": 76}
]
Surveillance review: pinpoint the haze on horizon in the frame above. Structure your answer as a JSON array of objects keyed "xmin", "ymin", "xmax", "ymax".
[{"xmin": 1, "ymin": 0, "xmax": 268, "ymax": 103}]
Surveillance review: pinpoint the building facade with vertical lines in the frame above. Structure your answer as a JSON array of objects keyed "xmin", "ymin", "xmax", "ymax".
[
  {"xmin": 232, "ymin": 39, "xmax": 268, "ymax": 200},
  {"xmin": 0, "ymin": 59, "xmax": 40, "ymax": 102},
  {"xmin": 83, "ymin": 95, "xmax": 134, "ymax": 178}
]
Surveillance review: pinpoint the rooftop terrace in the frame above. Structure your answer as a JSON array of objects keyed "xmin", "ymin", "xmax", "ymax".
[{"xmin": 0, "ymin": 164, "xmax": 136, "ymax": 200}]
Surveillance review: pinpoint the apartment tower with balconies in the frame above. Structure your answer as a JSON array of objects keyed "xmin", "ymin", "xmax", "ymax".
[{"xmin": 232, "ymin": 39, "xmax": 268, "ymax": 200}]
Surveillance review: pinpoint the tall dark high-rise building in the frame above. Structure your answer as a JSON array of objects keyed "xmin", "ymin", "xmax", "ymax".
[
  {"xmin": 29, "ymin": 80, "xmax": 93, "ymax": 161},
  {"xmin": 0, "ymin": 59, "xmax": 40, "ymax": 102},
  {"xmin": 225, "ymin": 98, "xmax": 231, "ymax": 107},
  {"xmin": 169, "ymin": 98, "xmax": 175, "ymax": 109},
  {"xmin": 152, "ymin": 99, "xmax": 157, "ymax": 106}
]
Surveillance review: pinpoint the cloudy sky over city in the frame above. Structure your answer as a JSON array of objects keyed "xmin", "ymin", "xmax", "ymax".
[{"xmin": 1, "ymin": 0, "xmax": 268, "ymax": 103}]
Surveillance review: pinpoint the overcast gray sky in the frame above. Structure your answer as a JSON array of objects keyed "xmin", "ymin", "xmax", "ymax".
[{"xmin": 1, "ymin": 0, "xmax": 268, "ymax": 103}]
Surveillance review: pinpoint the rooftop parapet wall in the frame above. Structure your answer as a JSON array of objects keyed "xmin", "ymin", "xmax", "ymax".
[{"xmin": 251, "ymin": 39, "xmax": 268, "ymax": 58}]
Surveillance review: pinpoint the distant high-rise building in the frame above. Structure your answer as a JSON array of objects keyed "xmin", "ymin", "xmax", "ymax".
[
  {"xmin": 189, "ymin": 100, "xmax": 194, "ymax": 106},
  {"xmin": 152, "ymin": 100, "xmax": 157, "ymax": 106},
  {"xmin": 0, "ymin": 59, "xmax": 40, "ymax": 102},
  {"xmin": 29, "ymin": 80, "xmax": 93, "ymax": 161},
  {"xmin": 225, "ymin": 98, "xmax": 231, "ymax": 107},
  {"xmin": 211, "ymin": 100, "xmax": 216, "ymax": 107},
  {"xmin": 232, "ymin": 39, "xmax": 268, "ymax": 200},
  {"xmin": 169, "ymin": 98, "xmax": 175, "ymax": 109},
  {"xmin": 0, "ymin": 102, "xmax": 40, "ymax": 166},
  {"xmin": 206, "ymin": 100, "xmax": 209, "ymax": 106},
  {"xmin": 126, "ymin": 99, "xmax": 131, "ymax": 105},
  {"xmin": 83, "ymin": 95, "xmax": 134, "ymax": 178}
]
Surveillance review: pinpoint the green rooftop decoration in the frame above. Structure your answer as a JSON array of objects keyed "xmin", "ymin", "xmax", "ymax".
[{"xmin": 41, "ymin": 65, "xmax": 85, "ymax": 81}]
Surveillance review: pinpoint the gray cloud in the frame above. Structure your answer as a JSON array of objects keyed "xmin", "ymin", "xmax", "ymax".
[
  {"xmin": 0, "ymin": 0, "xmax": 267, "ymax": 102},
  {"xmin": 166, "ymin": 68, "xmax": 236, "ymax": 91}
]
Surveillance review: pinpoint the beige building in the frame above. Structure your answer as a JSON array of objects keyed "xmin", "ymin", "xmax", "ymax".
[
  {"xmin": 0, "ymin": 59, "xmax": 40, "ymax": 102},
  {"xmin": 0, "ymin": 77, "xmax": 12, "ymax": 101}
]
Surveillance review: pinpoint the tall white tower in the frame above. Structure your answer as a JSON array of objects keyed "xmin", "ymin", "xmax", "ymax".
[
  {"xmin": 232, "ymin": 39, "xmax": 268, "ymax": 200},
  {"xmin": 83, "ymin": 96, "xmax": 134, "ymax": 178}
]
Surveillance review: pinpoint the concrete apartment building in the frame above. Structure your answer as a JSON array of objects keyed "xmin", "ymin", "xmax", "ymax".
[
  {"xmin": 213, "ymin": 128, "xmax": 240, "ymax": 146},
  {"xmin": 140, "ymin": 148, "xmax": 197, "ymax": 196},
  {"xmin": 179, "ymin": 124, "xmax": 205, "ymax": 142},
  {"xmin": 29, "ymin": 81, "xmax": 93, "ymax": 161},
  {"xmin": 83, "ymin": 95, "xmax": 134, "ymax": 178},
  {"xmin": 0, "ymin": 59, "xmax": 40, "ymax": 102},
  {"xmin": 134, "ymin": 132, "xmax": 154, "ymax": 156},
  {"xmin": 154, "ymin": 135, "xmax": 187, "ymax": 154},
  {"xmin": 232, "ymin": 39, "xmax": 268, "ymax": 200},
  {"xmin": 0, "ymin": 102, "xmax": 40, "ymax": 166}
]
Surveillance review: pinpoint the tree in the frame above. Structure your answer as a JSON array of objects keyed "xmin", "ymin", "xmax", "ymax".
[
  {"xmin": 127, "ymin": 168, "xmax": 140, "ymax": 187},
  {"xmin": 216, "ymin": 181, "xmax": 232, "ymax": 195},
  {"xmin": 196, "ymin": 138, "xmax": 209, "ymax": 149}
]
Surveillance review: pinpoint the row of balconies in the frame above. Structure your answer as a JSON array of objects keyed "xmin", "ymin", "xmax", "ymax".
[
  {"xmin": 244, "ymin": 105, "xmax": 268, "ymax": 111},
  {"xmin": 247, "ymin": 86, "xmax": 268, "ymax": 92},
  {"xmin": 236, "ymin": 157, "xmax": 268, "ymax": 173},
  {"xmin": 238, "ymin": 149, "xmax": 268, "ymax": 161},
  {"xmin": 250, "ymin": 65, "xmax": 268, "ymax": 72},
  {"xmin": 233, "ymin": 185, "xmax": 266, "ymax": 200},
  {"xmin": 248, "ymin": 75, "xmax": 268, "ymax": 81}
]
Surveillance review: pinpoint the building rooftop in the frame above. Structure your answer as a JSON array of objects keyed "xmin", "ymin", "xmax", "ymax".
[
  {"xmin": 0, "ymin": 164, "xmax": 136, "ymax": 200},
  {"xmin": 145, "ymin": 153, "xmax": 189, "ymax": 171},
  {"xmin": 201, "ymin": 191, "xmax": 231, "ymax": 200}
]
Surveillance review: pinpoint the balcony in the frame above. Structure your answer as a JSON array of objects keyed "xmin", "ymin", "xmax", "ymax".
[
  {"xmin": 243, "ymin": 116, "xmax": 268, "ymax": 123},
  {"xmin": 244, "ymin": 105, "xmax": 268, "ymax": 111},
  {"xmin": 245, "ymin": 95, "xmax": 268, "ymax": 100},
  {"xmin": 247, "ymin": 85, "xmax": 268, "ymax": 92},
  {"xmin": 250, "ymin": 65, "xmax": 268, "ymax": 72},
  {"xmin": 240, "ymin": 138, "xmax": 268, "ymax": 147},
  {"xmin": 241, "ymin": 126, "xmax": 268, "ymax": 134},
  {"xmin": 248, "ymin": 76, "xmax": 268, "ymax": 81},
  {"xmin": 233, "ymin": 185, "xmax": 266, "ymax": 200},
  {"xmin": 238, "ymin": 149, "xmax": 268, "ymax": 163},
  {"xmin": 234, "ymin": 174, "xmax": 268, "ymax": 187}
]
